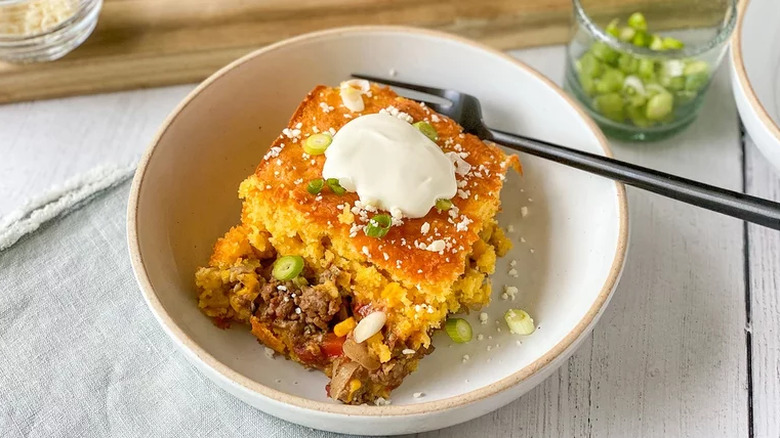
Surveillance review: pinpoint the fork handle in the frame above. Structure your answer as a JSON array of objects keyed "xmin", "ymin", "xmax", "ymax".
[{"xmin": 488, "ymin": 128, "xmax": 780, "ymax": 230}]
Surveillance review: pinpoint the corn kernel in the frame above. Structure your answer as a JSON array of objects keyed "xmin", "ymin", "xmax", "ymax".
[
  {"xmin": 334, "ymin": 317, "xmax": 356, "ymax": 337},
  {"xmin": 349, "ymin": 379, "xmax": 362, "ymax": 393}
]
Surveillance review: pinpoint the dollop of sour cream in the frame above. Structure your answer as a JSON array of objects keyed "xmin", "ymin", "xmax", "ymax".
[{"xmin": 322, "ymin": 113, "xmax": 457, "ymax": 218}]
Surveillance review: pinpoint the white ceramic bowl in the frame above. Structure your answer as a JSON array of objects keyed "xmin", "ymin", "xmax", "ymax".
[
  {"xmin": 127, "ymin": 26, "xmax": 628, "ymax": 435},
  {"xmin": 731, "ymin": 0, "xmax": 780, "ymax": 172}
]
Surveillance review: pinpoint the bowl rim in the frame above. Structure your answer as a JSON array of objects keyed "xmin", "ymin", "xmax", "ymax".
[
  {"xmin": 127, "ymin": 25, "xmax": 629, "ymax": 417},
  {"xmin": 731, "ymin": 0, "xmax": 780, "ymax": 143}
]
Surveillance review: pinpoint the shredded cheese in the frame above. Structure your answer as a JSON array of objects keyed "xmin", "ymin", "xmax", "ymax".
[{"xmin": 0, "ymin": 0, "xmax": 77, "ymax": 37}]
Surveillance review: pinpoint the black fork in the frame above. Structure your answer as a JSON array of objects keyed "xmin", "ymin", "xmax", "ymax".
[{"xmin": 353, "ymin": 74, "xmax": 780, "ymax": 231}]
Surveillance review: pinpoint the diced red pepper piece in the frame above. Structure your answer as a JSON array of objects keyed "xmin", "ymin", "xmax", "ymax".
[
  {"xmin": 293, "ymin": 343, "xmax": 323, "ymax": 365},
  {"xmin": 321, "ymin": 333, "xmax": 345, "ymax": 358}
]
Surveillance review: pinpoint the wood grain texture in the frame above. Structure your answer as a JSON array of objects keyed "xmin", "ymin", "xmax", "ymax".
[
  {"xmin": 745, "ymin": 137, "xmax": 780, "ymax": 438},
  {"xmin": 0, "ymin": 0, "xmax": 693, "ymax": 104},
  {"xmin": 415, "ymin": 47, "xmax": 749, "ymax": 438}
]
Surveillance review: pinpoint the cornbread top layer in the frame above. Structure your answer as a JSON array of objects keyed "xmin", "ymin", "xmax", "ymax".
[{"xmin": 251, "ymin": 84, "xmax": 518, "ymax": 287}]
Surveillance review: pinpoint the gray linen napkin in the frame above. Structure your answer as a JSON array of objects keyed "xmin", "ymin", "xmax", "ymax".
[{"xmin": 0, "ymin": 183, "xmax": 361, "ymax": 438}]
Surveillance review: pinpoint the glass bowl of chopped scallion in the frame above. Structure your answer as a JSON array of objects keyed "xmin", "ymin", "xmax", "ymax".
[{"xmin": 565, "ymin": 1, "xmax": 737, "ymax": 142}]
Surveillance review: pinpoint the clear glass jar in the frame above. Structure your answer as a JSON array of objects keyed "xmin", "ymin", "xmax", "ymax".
[
  {"xmin": 564, "ymin": 0, "xmax": 737, "ymax": 141},
  {"xmin": 0, "ymin": 0, "xmax": 102, "ymax": 63}
]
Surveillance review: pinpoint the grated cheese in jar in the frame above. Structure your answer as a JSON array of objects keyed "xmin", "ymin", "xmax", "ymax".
[{"xmin": 0, "ymin": 0, "xmax": 78, "ymax": 37}]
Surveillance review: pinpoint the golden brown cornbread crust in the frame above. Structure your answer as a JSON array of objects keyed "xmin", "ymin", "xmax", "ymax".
[
  {"xmin": 252, "ymin": 84, "xmax": 517, "ymax": 285},
  {"xmin": 195, "ymin": 83, "xmax": 518, "ymax": 404}
]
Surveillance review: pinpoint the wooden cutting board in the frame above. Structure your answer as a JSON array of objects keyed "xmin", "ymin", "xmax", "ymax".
[{"xmin": 0, "ymin": 0, "xmax": 676, "ymax": 104}]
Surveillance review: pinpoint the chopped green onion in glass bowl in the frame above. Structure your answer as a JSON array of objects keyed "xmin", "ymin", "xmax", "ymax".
[{"xmin": 565, "ymin": 2, "xmax": 737, "ymax": 142}]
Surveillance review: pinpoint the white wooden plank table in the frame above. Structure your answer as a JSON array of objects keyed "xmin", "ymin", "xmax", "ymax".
[{"xmin": 1, "ymin": 45, "xmax": 777, "ymax": 438}]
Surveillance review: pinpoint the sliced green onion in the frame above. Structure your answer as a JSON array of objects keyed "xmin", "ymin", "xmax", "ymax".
[
  {"xmin": 649, "ymin": 34, "xmax": 665, "ymax": 51},
  {"xmin": 594, "ymin": 93, "xmax": 625, "ymax": 122},
  {"xmin": 302, "ymin": 133, "xmax": 332, "ymax": 155},
  {"xmin": 444, "ymin": 318, "xmax": 472, "ymax": 343},
  {"xmin": 326, "ymin": 178, "xmax": 346, "ymax": 196},
  {"xmin": 504, "ymin": 309, "xmax": 535, "ymax": 335},
  {"xmin": 292, "ymin": 276, "xmax": 309, "ymax": 288},
  {"xmin": 645, "ymin": 92, "xmax": 674, "ymax": 120},
  {"xmin": 435, "ymin": 198, "xmax": 453, "ymax": 211},
  {"xmin": 627, "ymin": 105, "xmax": 652, "ymax": 128},
  {"xmin": 618, "ymin": 26, "xmax": 636, "ymax": 43},
  {"xmin": 617, "ymin": 53, "xmax": 638, "ymax": 74},
  {"xmin": 685, "ymin": 73, "xmax": 709, "ymax": 92},
  {"xmin": 307, "ymin": 178, "xmax": 324, "ymax": 195},
  {"xmin": 413, "ymin": 121, "xmax": 439, "ymax": 142},
  {"xmin": 273, "ymin": 255, "xmax": 304, "ymax": 281},
  {"xmin": 580, "ymin": 75, "xmax": 597, "ymax": 97},
  {"xmin": 665, "ymin": 76, "xmax": 686, "ymax": 92},
  {"xmin": 364, "ymin": 214, "xmax": 392, "ymax": 238},
  {"xmin": 627, "ymin": 93, "xmax": 647, "ymax": 108},
  {"xmin": 662, "ymin": 37, "xmax": 684, "ymax": 50},
  {"xmin": 605, "ymin": 19, "xmax": 619, "ymax": 37},
  {"xmin": 645, "ymin": 82, "xmax": 668, "ymax": 97},
  {"xmin": 683, "ymin": 60, "xmax": 709, "ymax": 76},
  {"xmin": 627, "ymin": 12, "xmax": 647, "ymax": 31},
  {"xmin": 578, "ymin": 52, "xmax": 603, "ymax": 78},
  {"xmin": 590, "ymin": 42, "xmax": 618, "ymax": 65},
  {"xmin": 595, "ymin": 68, "xmax": 625, "ymax": 94},
  {"xmin": 637, "ymin": 58, "xmax": 656, "ymax": 80},
  {"xmin": 631, "ymin": 30, "xmax": 651, "ymax": 47}
]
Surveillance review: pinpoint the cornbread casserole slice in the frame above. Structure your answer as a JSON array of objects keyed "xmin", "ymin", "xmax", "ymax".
[{"xmin": 195, "ymin": 82, "xmax": 520, "ymax": 404}]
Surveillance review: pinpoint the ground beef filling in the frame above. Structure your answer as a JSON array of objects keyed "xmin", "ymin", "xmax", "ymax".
[{"xmin": 225, "ymin": 265, "xmax": 432, "ymax": 404}]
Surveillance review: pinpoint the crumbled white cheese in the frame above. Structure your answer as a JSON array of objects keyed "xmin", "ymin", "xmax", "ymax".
[
  {"xmin": 456, "ymin": 216, "xmax": 472, "ymax": 232},
  {"xmin": 421, "ymin": 222, "xmax": 430, "ymax": 235},
  {"xmin": 447, "ymin": 152, "xmax": 472, "ymax": 176},
  {"xmin": 264, "ymin": 347, "xmax": 275, "ymax": 358},
  {"xmin": 462, "ymin": 354, "xmax": 470, "ymax": 363},
  {"xmin": 425, "ymin": 240, "xmax": 446, "ymax": 252},
  {"xmin": 379, "ymin": 105, "xmax": 414, "ymax": 123},
  {"xmin": 504, "ymin": 286, "xmax": 518, "ymax": 301},
  {"xmin": 479, "ymin": 312, "xmax": 488, "ymax": 324},
  {"xmin": 413, "ymin": 392, "xmax": 424, "ymax": 399},
  {"xmin": 374, "ymin": 397, "xmax": 392, "ymax": 406},
  {"xmin": 521, "ymin": 206, "xmax": 529, "ymax": 217},
  {"xmin": 402, "ymin": 349, "xmax": 415, "ymax": 355},
  {"xmin": 508, "ymin": 268, "xmax": 518, "ymax": 278},
  {"xmin": 264, "ymin": 146, "xmax": 284, "ymax": 160},
  {"xmin": 319, "ymin": 102, "xmax": 334, "ymax": 113}
]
